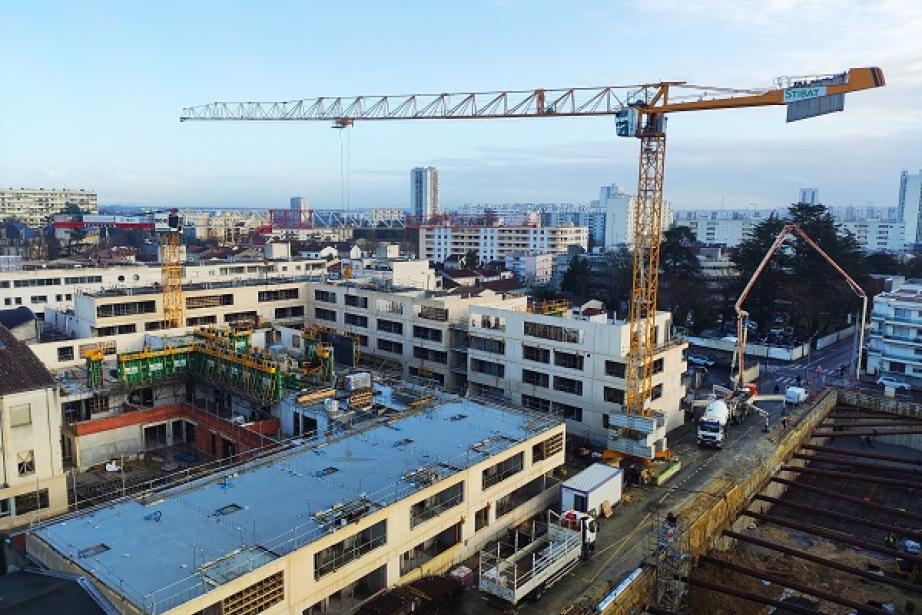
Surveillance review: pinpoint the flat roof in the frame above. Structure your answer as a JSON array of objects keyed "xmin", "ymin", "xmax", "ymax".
[
  {"xmin": 86, "ymin": 276, "xmax": 318, "ymax": 298},
  {"xmin": 32, "ymin": 400, "xmax": 558, "ymax": 612}
]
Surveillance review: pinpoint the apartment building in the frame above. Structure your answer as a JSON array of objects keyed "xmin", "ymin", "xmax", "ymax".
[
  {"xmin": 867, "ymin": 280, "xmax": 922, "ymax": 386},
  {"xmin": 0, "ymin": 257, "xmax": 327, "ymax": 317},
  {"xmin": 504, "ymin": 252, "xmax": 554, "ymax": 285},
  {"xmin": 420, "ymin": 224, "xmax": 587, "ymax": 264},
  {"xmin": 837, "ymin": 218, "xmax": 905, "ymax": 253},
  {"xmin": 305, "ymin": 280, "xmax": 528, "ymax": 392},
  {"xmin": 0, "ymin": 326, "xmax": 67, "ymax": 530},
  {"xmin": 0, "ymin": 188, "xmax": 98, "ymax": 229},
  {"xmin": 27, "ymin": 400, "xmax": 565, "ymax": 615},
  {"xmin": 466, "ymin": 305, "xmax": 687, "ymax": 454},
  {"xmin": 58, "ymin": 278, "xmax": 312, "ymax": 339}
]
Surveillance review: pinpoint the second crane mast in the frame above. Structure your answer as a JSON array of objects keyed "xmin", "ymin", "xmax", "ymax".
[{"xmin": 182, "ymin": 67, "xmax": 883, "ymax": 459}]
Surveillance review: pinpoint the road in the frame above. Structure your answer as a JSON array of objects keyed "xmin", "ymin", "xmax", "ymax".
[{"xmin": 456, "ymin": 394, "xmax": 790, "ymax": 614}]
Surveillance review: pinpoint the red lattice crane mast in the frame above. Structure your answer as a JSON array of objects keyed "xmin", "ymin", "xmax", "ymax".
[{"xmin": 181, "ymin": 67, "xmax": 884, "ymax": 459}]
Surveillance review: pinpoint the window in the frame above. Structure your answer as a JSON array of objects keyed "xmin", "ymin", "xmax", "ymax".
[
  {"xmin": 418, "ymin": 305, "xmax": 448, "ymax": 322},
  {"xmin": 18, "ymin": 450, "xmax": 35, "ymax": 476},
  {"xmin": 413, "ymin": 346, "xmax": 447, "ymax": 364},
  {"xmin": 344, "ymin": 313, "xmax": 368, "ymax": 327},
  {"xmin": 524, "ymin": 321, "xmax": 581, "ymax": 343},
  {"xmin": 377, "ymin": 318, "xmax": 403, "ymax": 334},
  {"xmin": 532, "ymin": 432, "xmax": 563, "ymax": 462},
  {"xmin": 258, "ymin": 288, "xmax": 299, "ymax": 302},
  {"xmin": 410, "ymin": 482, "xmax": 464, "ymax": 528},
  {"xmin": 472, "ymin": 358, "xmax": 504, "ymax": 377},
  {"xmin": 314, "ymin": 289, "xmax": 337, "ymax": 303},
  {"xmin": 377, "ymin": 339, "xmax": 403, "ymax": 354},
  {"xmin": 653, "ymin": 358, "xmax": 664, "ymax": 374},
  {"xmin": 652, "ymin": 384, "xmax": 663, "ymax": 400},
  {"xmin": 522, "ymin": 394, "xmax": 550, "ymax": 413},
  {"xmin": 554, "ymin": 350, "xmax": 584, "ymax": 370},
  {"xmin": 495, "ymin": 476, "xmax": 546, "ymax": 517},
  {"xmin": 344, "ymin": 294, "xmax": 368, "ymax": 308},
  {"xmin": 14, "ymin": 489, "xmax": 49, "ymax": 515},
  {"xmin": 314, "ymin": 307, "xmax": 337, "ymax": 322},
  {"xmin": 314, "ymin": 520, "xmax": 387, "ymax": 579},
  {"xmin": 186, "ymin": 294, "xmax": 233, "ymax": 309},
  {"xmin": 602, "ymin": 414, "xmax": 610, "ymax": 429},
  {"xmin": 186, "ymin": 315, "xmax": 217, "ymax": 326},
  {"xmin": 483, "ymin": 452, "xmax": 524, "ymax": 489},
  {"xmin": 0, "ymin": 499, "xmax": 10, "ymax": 519},
  {"xmin": 96, "ymin": 300, "xmax": 156, "ymax": 318},
  {"xmin": 604, "ymin": 387, "xmax": 625, "ymax": 405},
  {"xmin": 475, "ymin": 505, "xmax": 489, "ymax": 532},
  {"xmin": 413, "ymin": 325, "xmax": 443, "ymax": 343},
  {"xmin": 469, "ymin": 336, "xmax": 505, "ymax": 354},
  {"xmin": 145, "ymin": 320, "xmax": 169, "ymax": 331},
  {"xmin": 553, "ymin": 402, "xmax": 582, "ymax": 421},
  {"xmin": 10, "ymin": 404, "xmax": 31, "ymax": 427},
  {"xmin": 522, "ymin": 369, "xmax": 549, "ymax": 388},
  {"xmin": 523, "ymin": 344, "xmax": 551, "ymax": 363},
  {"xmin": 30, "ymin": 295, "xmax": 47, "ymax": 304},
  {"xmin": 57, "ymin": 346, "xmax": 75, "ymax": 361},
  {"xmin": 274, "ymin": 306, "xmax": 304, "ymax": 319},
  {"xmin": 605, "ymin": 361, "xmax": 626, "ymax": 378},
  {"xmin": 553, "ymin": 376, "xmax": 583, "ymax": 396}
]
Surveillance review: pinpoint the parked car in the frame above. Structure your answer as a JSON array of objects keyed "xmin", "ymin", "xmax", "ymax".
[
  {"xmin": 876, "ymin": 376, "xmax": 911, "ymax": 391},
  {"xmin": 687, "ymin": 354, "xmax": 715, "ymax": 367}
]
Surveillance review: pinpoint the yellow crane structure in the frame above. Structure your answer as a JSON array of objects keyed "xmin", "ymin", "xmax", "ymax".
[{"xmin": 181, "ymin": 67, "xmax": 884, "ymax": 459}]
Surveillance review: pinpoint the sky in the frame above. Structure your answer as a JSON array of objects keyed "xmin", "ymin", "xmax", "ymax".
[{"xmin": 2, "ymin": 0, "xmax": 921, "ymax": 211}]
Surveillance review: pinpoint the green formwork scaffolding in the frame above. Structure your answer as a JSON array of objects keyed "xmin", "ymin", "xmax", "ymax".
[
  {"xmin": 188, "ymin": 343, "xmax": 283, "ymax": 403},
  {"xmin": 118, "ymin": 347, "xmax": 191, "ymax": 386}
]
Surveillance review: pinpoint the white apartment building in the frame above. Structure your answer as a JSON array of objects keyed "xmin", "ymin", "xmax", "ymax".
[
  {"xmin": 466, "ymin": 306, "xmax": 687, "ymax": 454},
  {"xmin": 0, "ymin": 326, "xmax": 67, "ymax": 530},
  {"xmin": 0, "ymin": 257, "xmax": 327, "ymax": 317},
  {"xmin": 0, "ymin": 188, "xmax": 98, "ymax": 229},
  {"xmin": 504, "ymin": 252, "xmax": 554, "ymax": 285},
  {"xmin": 838, "ymin": 219, "xmax": 905, "ymax": 252},
  {"xmin": 674, "ymin": 209, "xmax": 775, "ymax": 246},
  {"xmin": 305, "ymin": 280, "xmax": 527, "ymax": 392},
  {"xmin": 867, "ymin": 279, "xmax": 922, "ymax": 386},
  {"xmin": 411, "ymin": 166, "xmax": 439, "ymax": 220},
  {"xmin": 55, "ymin": 278, "xmax": 312, "ymax": 339},
  {"xmin": 420, "ymin": 224, "xmax": 588, "ymax": 264},
  {"xmin": 28, "ymin": 400, "xmax": 565, "ymax": 615}
]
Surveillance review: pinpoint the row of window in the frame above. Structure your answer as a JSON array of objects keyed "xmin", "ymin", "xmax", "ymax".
[{"xmin": 0, "ymin": 275, "xmax": 103, "ymax": 289}]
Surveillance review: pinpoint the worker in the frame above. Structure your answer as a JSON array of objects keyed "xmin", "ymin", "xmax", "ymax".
[
  {"xmin": 885, "ymin": 531, "xmax": 897, "ymax": 548},
  {"xmin": 763, "ymin": 415, "xmax": 770, "ymax": 433},
  {"xmin": 796, "ymin": 375, "xmax": 802, "ymax": 386},
  {"xmin": 773, "ymin": 384, "xmax": 780, "ymax": 394}
]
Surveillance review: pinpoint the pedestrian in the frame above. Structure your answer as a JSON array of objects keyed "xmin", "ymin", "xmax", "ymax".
[{"xmin": 781, "ymin": 417, "xmax": 788, "ymax": 430}]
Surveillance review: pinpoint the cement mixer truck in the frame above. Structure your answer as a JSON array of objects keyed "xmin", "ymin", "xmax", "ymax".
[{"xmin": 697, "ymin": 398, "xmax": 730, "ymax": 448}]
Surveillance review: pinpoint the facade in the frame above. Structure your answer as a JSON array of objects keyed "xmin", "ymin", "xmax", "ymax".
[
  {"xmin": 899, "ymin": 170, "xmax": 922, "ymax": 247},
  {"xmin": 60, "ymin": 278, "xmax": 312, "ymax": 338},
  {"xmin": 27, "ymin": 400, "xmax": 565, "ymax": 615},
  {"xmin": 867, "ymin": 279, "xmax": 922, "ymax": 386},
  {"xmin": 673, "ymin": 209, "xmax": 775, "ymax": 246},
  {"xmin": 0, "ymin": 258, "xmax": 327, "ymax": 317},
  {"xmin": 411, "ymin": 166, "xmax": 439, "ymax": 220},
  {"xmin": 0, "ymin": 326, "xmax": 67, "ymax": 530},
  {"xmin": 466, "ymin": 306, "xmax": 687, "ymax": 452},
  {"xmin": 837, "ymin": 219, "xmax": 905, "ymax": 252},
  {"xmin": 290, "ymin": 195, "xmax": 310, "ymax": 212},
  {"xmin": 504, "ymin": 252, "xmax": 554, "ymax": 285},
  {"xmin": 0, "ymin": 188, "xmax": 98, "ymax": 229},
  {"xmin": 598, "ymin": 183, "xmax": 632, "ymax": 248},
  {"xmin": 420, "ymin": 224, "xmax": 588, "ymax": 264},
  {"xmin": 305, "ymin": 280, "xmax": 527, "ymax": 392}
]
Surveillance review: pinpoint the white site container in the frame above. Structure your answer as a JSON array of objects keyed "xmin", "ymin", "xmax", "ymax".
[{"xmin": 559, "ymin": 463, "xmax": 622, "ymax": 515}]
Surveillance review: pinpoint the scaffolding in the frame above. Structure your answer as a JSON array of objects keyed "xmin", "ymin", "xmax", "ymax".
[
  {"xmin": 85, "ymin": 348, "xmax": 105, "ymax": 388},
  {"xmin": 647, "ymin": 506, "xmax": 690, "ymax": 613},
  {"xmin": 117, "ymin": 346, "xmax": 191, "ymax": 386},
  {"xmin": 193, "ymin": 325, "xmax": 251, "ymax": 353},
  {"xmin": 527, "ymin": 298, "xmax": 572, "ymax": 316},
  {"xmin": 190, "ymin": 341, "xmax": 282, "ymax": 403}
]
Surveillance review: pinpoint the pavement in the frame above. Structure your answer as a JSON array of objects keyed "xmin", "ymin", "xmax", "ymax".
[{"xmin": 455, "ymin": 390, "xmax": 792, "ymax": 614}]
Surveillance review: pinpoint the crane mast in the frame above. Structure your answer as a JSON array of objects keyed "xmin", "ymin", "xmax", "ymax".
[{"xmin": 181, "ymin": 67, "xmax": 883, "ymax": 459}]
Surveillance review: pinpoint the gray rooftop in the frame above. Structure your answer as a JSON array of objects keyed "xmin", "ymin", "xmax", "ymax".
[{"xmin": 32, "ymin": 400, "xmax": 557, "ymax": 614}]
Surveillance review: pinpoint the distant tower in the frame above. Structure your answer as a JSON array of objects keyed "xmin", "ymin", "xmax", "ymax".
[
  {"xmin": 798, "ymin": 187, "xmax": 819, "ymax": 205},
  {"xmin": 411, "ymin": 167, "xmax": 439, "ymax": 221},
  {"xmin": 899, "ymin": 170, "xmax": 922, "ymax": 245},
  {"xmin": 290, "ymin": 196, "xmax": 309, "ymax": 212}
]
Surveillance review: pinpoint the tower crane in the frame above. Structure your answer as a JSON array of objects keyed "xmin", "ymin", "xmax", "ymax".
[
  {"xmin": 181, "ymin": 67, "xmax": 884, "ymax": 459},
  {"xmin": 53, "ymin": 210, "xmax": 185, "ymax": 328}
]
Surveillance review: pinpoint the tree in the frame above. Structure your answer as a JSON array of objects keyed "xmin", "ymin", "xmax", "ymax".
[
  {"xmin": 561, "ymin": 255, "xmax": 592, "ymax": 303},
  {"xmin": 462, "ymin": 249, "xmax": 479, "ymax": 269},
  {"xmin": 63, "ymin": 202, "xmax": 85, "ymax": 216},
  {"xmin": 732, "ymin": 202, "xmax": 868, "ymax": 336},
  {"xmin": 864, "ymin": 252, "xmax": 902, "ymax": 275},
  {"xmin": 658, "ymin": 226, "xmax": 706, "ymax": 331}
]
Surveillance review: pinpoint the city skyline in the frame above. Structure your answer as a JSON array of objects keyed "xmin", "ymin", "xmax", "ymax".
[{"xmin": 3, "ymin": 2, "xmax": 921, "ymax": 211}]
